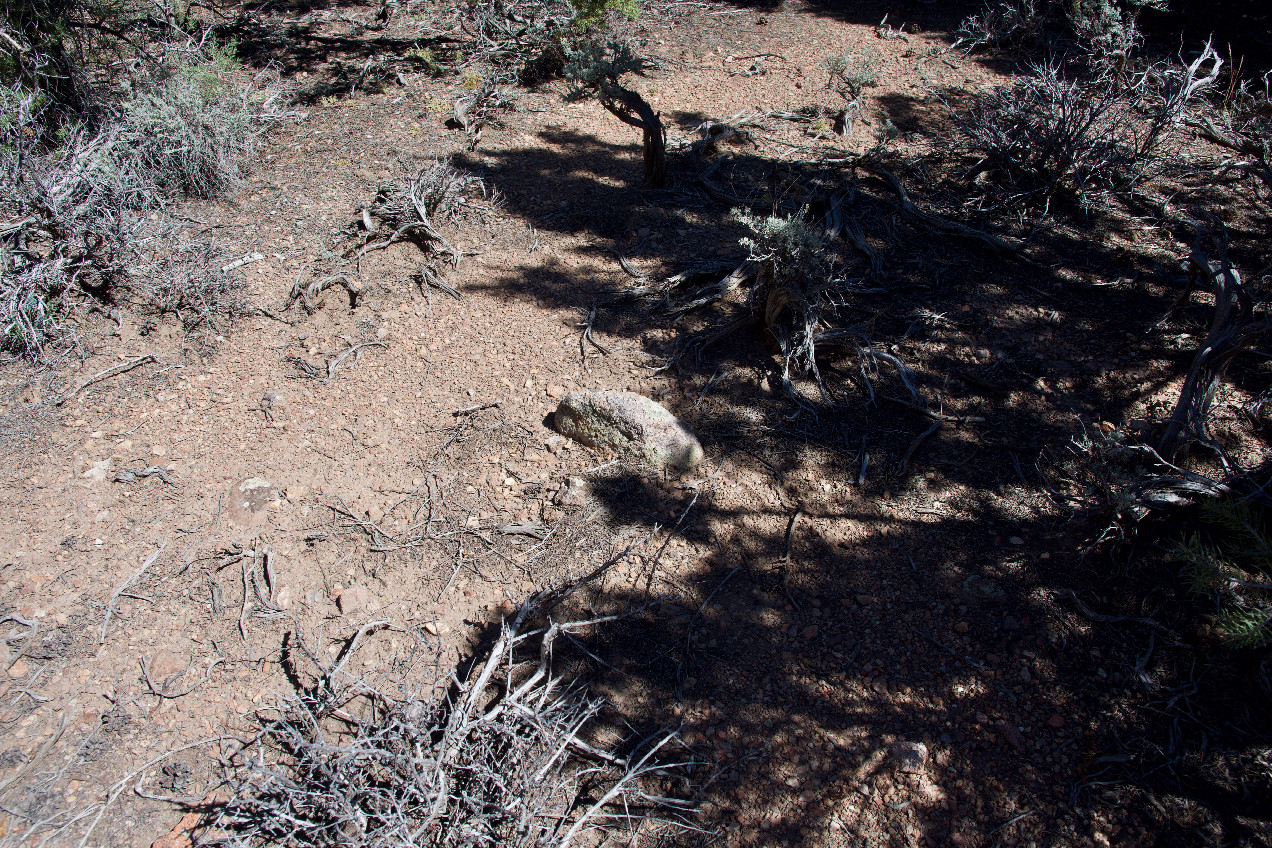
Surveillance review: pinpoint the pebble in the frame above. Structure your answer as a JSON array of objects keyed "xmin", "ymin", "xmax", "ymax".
[
  {"xmin": 890, "ymin": 741, "xmax": 929, "ymax": 774},
  {"xmin": 1047, "ymin": 714, "xmax": 1066, "ymax": 729},
  {"xmin": 554, "ymin": 476, "xmax": 587, "ymax": 507},
  {"xmin": 953, "ymin": 621, "xmax": 970, "ymax": 635},
  {"xmin": 337, "ymin": 585, "xmax": 370, "ymax": 615},
  {"xmin": 1008, "ymin": 536, "xmax": 1024, "ymax": 545},
  {"xmin": 546, "ymin": 384, "xmax": 567, "ymax": 399},
  {"xmin": 6, "ymin": 659, "xmax": 30, "ymax": 679},
  {"xmin": 497, "ymin": 600, "xmax": 515, "ymax": 616},
  {"xmin": 423, "ymin": 621, "xmax": 439, "ymax": 636},
  {"xmin": 994, "ymin": 720, "xmax": 1027, "ymax": 753},
  {"xmin": 802, "ymin": 625, "xmax": 819, "ymax": 640}
]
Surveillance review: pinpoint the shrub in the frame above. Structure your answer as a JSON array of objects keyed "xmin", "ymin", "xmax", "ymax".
[
  {"xmin": 114, "ymin": 39, "xmax": 282, "ymax": 199},
  {"xmin": 210, "ymin": 615, "xmax": 696, "ymax": 847},
  {"xmin": 564, "ymin": 37, "xmax": 666, "ymax": 186},
  {"xmin": 955, "ymin": 0, "xmax": 1049, "ymax": 52},
  {"xmin": 0, "ymin": 35, "xmax": 286, "ymax": 356},
  {"xmin": 568, "ymin": 0, "xmax": 639, "ymax": 30},
  {"xmin": 1065, "ymin": 0, "xmax": 1166, "ymax": 72},
  {"xmin": 954, "ymin": 45, "xmax": 1221, "ymax": 211},
  {"xmin": 1172, "ymin": 499, "xmax": 1272, "ymax": 648},
  {"xmin": 819, "ymin": 45, "xmax": 879, "ymax": 136},
  {"xmin": 955, "ymin": 0, "xmax": 1165, "ymax": 70}
]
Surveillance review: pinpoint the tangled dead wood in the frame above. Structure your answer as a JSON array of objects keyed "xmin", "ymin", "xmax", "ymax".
[
  {"xmin": 206, "ymin": 610, "xmax": 699, "ymax": 847},
  {"xmin": 1158, "ymin": 226, "xmax": 1272, "ymax": 466}
]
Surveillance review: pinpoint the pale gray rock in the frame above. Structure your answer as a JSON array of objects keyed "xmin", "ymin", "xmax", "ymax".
[
  {"xmin": 553, "ymin": 476, "xmax": 588, "ymax": 507},
  {"xmin": 553, "ymin": 390, "xmax": 703, "ymax": 470}
]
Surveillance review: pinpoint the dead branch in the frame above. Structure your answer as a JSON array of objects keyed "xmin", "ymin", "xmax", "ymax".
[
  {"xmin": 1159, "ymin": 226, "xmax": 1272, "ymax": 462},
  {"xmin": 213, "ymin": 604, "xmax": 697, "ymax": 846},
  {"xmin": 58, "ymin": 354, "xmax": 157, "ymax": 406},
  {"xmin": 101, "ymin": 542, "xmax": 167, "ymax": 643},
  {"xmin": 871, "ymin": 167, "xmax": 1037, "ymax": 265},
  {"xmin": 599, "ymin": 82, "xmax": 668, "ymax": 188},
  {"xmin": 896, "ymin": 419, "xmax": 942, "ymax": 476},
  {"xmin": 114, "ymin": 464, "xmax": 177, "ymax": 486},
  {"xmin": 286, "ymin": 273, "xmax": 361, "ymax": 313},
  {"xmin": 327, "ymin": 341, "xmax": 387, "ymax": 379}
]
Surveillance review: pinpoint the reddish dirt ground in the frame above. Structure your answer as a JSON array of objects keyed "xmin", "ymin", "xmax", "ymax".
[{"xmin": 1, "ymin": 1, "xmax": 1270, "ymax": 846}]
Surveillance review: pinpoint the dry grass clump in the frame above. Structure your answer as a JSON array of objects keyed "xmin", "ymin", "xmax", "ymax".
[
  {"xmin": 0, "ymin": 33, "xmax": 287, "ymax": 358},
  {"xmin": 207, "ymin": 613, "xmax": 698, "ymax": 847},
  {"xmin": 114, "ymin": 42, "xmax": 287, "ymax": 199}
]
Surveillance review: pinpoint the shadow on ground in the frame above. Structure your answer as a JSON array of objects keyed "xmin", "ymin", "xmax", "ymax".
[
  {"xmin": 211, "ymin": 1, "xmax": 1272, "ymax": 843},
  {"xmin": 451, "ymin": 112, "xmax": 1272, "ymax": 843}
]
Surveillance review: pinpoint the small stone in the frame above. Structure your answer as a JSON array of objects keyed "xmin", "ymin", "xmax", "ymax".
[
  {"xmin": 1008, "ymin": 535, "xmax": 1025, "ymax": 545},
  {"xmin": 856, "ymin": 594, "xmax": 873, "ymax": 606},
  {"xmin": 544, "ymin": 435, "xmax": 567, "ymax": 454},
  {"xmin": 497, "ymin": 599, "xmax": 516, "ymax": 616},
  {"xmin": 82, "ymin": 459, "xmax": 112, "ymax": 484},
  {"xmin": 802, "ymin": 625, "xmax": 819, "ymax": 640},
  {"xmin": 546, "ymin": 384, "xmax": 567, "ymax": 399},
  {"xmin": 890, "ymin": 741, "xmax": 929, "ymax": 774},
  {"xmin": 1047, "ymin": 714, "xmax": 1066, "ymax": 729},
  {"xmin": 554, "ymin": 476, "xmax": 588, "ymax": 507},
  {"xmin": 423, "ymin": 621, "xmax": 439, "ymax": 636},
  {"xmin": 994, "ymin": 720, "xmax": 1027, "ymax": 753},
  {"xmin": 338, "ymin": 585, "xmax": 369, "ymax": 615},
  {"xmin": 7, "ymin": 659, "xmax": 30, "ymax": 679},
  {"xmin": 953, "ymin": 621, "xmax": 970, "ymax": 635},
  {"xmin": 1019, "ymin": 666, "xmax": 1032, "ymax": 682},
  {"xmin": 148, "ymin": 650, "xmax": 184, "ymax": 680},
  {"xmin": 226, "ymin": 477, "xmax": 275, "ymax": 528},
  {"xmin": 1002, "ymin": 615, "xmax": 1020, "ymax": 630},
  {"xmin": 151, "ymin": 445, "xmax": 167, "ymax": 457}
]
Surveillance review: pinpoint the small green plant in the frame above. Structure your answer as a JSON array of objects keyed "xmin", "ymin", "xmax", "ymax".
[
  {"xmin": 406, "ymin": 46, "xmax": 436, "ymax": 69},
  {"xmin": 568, "ymin": 0, "xmax": 639, "ymax": 30},
  {"xmin": 424, "ymin": 93, "xmax": 450, "ymax": 116},
  {"xmin": 320, "ymin": 94, "xmax": 338, "ymax": 107},
  {"xmin": 1172, "ymin": 498, "xmax": 1272, "ymax": 648},
  {"xmin": 564, "ymin": 37, "xmax": 666, "ymax": 186},
  {"xmin": 1065, "ymin": 0, "xmax": 1166, "ymax": 71},
  {"xmin": 821, "ymin": 45, "xmax": 879, "ymax": 135},
  {"xmin": 823, "ymin": 45, "xmax": 880, "ymax": 100}
]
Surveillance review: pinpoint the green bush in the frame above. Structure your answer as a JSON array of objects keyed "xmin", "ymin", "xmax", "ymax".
[
  {"xmin": 1172, "ymin": 499, "xmax": 1272, "ymax": 648},
  {"xmin": 115, "ymin": 39, "xmax": 268, "ymax": 198},
  {"xmin": 568, "ymin": 0, "xmax": 639, "ymax": 30}
]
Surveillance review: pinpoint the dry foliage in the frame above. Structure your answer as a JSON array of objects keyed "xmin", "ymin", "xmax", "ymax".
[
  {"xmin": 953, "ymin": 45, "xmax": 1222, "ymax": 212},
  {"xmin": 207, "ymin": 612, "xmax": 698, "ymax": 847}
]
